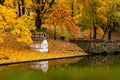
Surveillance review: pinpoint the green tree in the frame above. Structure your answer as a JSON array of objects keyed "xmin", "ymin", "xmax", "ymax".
[
  {"xmin": 81, "ymin": 0, "xmax": 102, "ymax": 39},
  {"xmin": 99, "ymin": 0, "xmax": 120, "ymax": 40}
]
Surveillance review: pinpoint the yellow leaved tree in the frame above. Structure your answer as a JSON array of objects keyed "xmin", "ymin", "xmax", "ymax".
[{"xmin": 0, "ymin": 0, "xmax": 34, "ymax": 44}]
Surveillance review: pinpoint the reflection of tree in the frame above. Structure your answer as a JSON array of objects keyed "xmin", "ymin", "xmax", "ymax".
[
  {"xmin": 0, "ymin": 57, "xmax": 82, "ymax": 71},
  {"xmin": 48, "ymin": 58, "xmax": 82, "ymax": 67},
  {"xmin": 30, "ymin": 58, "xmax": 81, "ymax": 72}
]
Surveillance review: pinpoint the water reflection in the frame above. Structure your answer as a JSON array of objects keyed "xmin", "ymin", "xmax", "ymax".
[
  {"xmin": 0, "ymin": 57, "xmax": 82, "ymax": 72},
  {"xmin": 0, "ymin": 54, "xmax": 120, "ymax": 72},
  {"xmin": 29, "ymin": 58, "xmax": 82, "ymax": 72},
  {"xmin": 30, "ymin": 61, "xmax": 48, "ymax": 72}
]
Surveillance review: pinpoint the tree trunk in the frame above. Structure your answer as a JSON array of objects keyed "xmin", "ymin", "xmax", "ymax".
[
  {"xmin": 93, "ymin": 24, "xmax": 97, "ymax": 39},
  {"xmin": 35, "ymin": 0, "xmax": 41, "ymax": 31},
  {"xmin": 49, "ymin": 0, "xmax": 55, "ymax": 7},
  {"xmin": 21, "ymin": 0, "xmax": 25, "ymax": 15},
  {"xmin": 108, "ymin": 30, "xmax": 112, "ymax": 40},
  {"xmin": 18, "ymin": 0, "xmax": 21, "ymax": 17},
  {"xmin": 35, "ymin": 13, "xmax": 42, "ymax": 30},
  {"xmin": 34, "ymin": 0, "xmax": 55, "ymax": 31},
  {"xmin": 0, "ymin": 0, "xmax": 5, "ymax": 5},
  {"xmin": 54, "ymin": 26, "xmax": 56, "ymax": 40},
  {"xmin": 71, "ymin": 2, "xmax": 74, "ymax": 17},
  {"xmin": 101, "ymin": 27, "xmax": 107, "ymax": 40},
  {"xmin": 90, "ymin": 27, "xmax": 92, "ymax": 39}
]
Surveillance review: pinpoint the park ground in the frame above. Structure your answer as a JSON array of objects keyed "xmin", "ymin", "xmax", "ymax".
[
  {"xmin": 0, "ymin": 33, "xmax": 86, "ymax": 65},
  {"xmin": 0, "ymin": 30, "xmax": 120, "ymax": 65}
]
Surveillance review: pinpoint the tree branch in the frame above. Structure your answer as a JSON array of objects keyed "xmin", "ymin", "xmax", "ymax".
[{"xmin": 49, "ymin": 0, "xmax": 55, "ymax": 8}]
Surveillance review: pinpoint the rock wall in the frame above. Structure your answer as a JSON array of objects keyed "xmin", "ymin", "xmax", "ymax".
[{"xmin": 71, "ymin": 40, "xmax": 120, "ymax": 53}]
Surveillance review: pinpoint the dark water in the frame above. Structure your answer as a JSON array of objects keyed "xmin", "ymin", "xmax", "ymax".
[{"xmin": 0, "ymin": 54, "xmax": 120, "ymax": 80}]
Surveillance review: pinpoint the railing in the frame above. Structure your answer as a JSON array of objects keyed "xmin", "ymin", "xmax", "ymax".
[{"xmin": 31, "ymin": 33, "xmax": 44, "ymax": 41}]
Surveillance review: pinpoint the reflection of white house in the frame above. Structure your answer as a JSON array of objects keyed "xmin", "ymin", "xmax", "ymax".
[{"xmin": 30, "ymin": 61, "xmax": 48, "ymax": 73}]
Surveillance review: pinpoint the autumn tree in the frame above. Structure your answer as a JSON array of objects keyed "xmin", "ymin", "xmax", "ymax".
[
  {"xmin": 32, "ymin": 0, "xmax": 55, "ymax": 31},
  {"xmin": 17, "ymin": 0, "xmax": 31, "ymax": 16},
  {"xmin": 18, "ymin": 0, "xmax": 25, "ymax": 16},
  {"xmin": 0, "ymin": 0, "xmax": 56, "ymax": 44},
  {"xmin": 46, "ymin": 2, "xmax": 80, "ymax": 39},
  {"xmin": 80, "ymin": 0, "xmax": 102, "ymax": 39},
  {"xmin": 0, "ymin": 0, "xmax": 34, "ymax": 44},
  {"xmin": 97, "ymin": 0, "xmax": 120, "ymax": 40},
  {"xmin": 66, "ymin": 0, "xmax": 83, "ymax": 26},
  {"xmin": 103, "ymin": 0, "xmax": 119, "ymax": 40}
]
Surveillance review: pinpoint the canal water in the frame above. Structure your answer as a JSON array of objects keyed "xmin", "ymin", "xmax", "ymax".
[{"xmin": 0, "ymin": 54, "xmax": 120, "ymax": 80}]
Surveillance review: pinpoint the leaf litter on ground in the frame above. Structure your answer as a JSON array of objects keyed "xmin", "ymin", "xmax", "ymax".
[{"xmin": 0, "ymin": 33, "xmax": 86, "ymax": 64}]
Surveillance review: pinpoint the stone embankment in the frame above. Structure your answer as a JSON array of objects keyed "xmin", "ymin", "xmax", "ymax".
[{"xmin": 70, "ymin": 39, "xmax": 120, "ymax": 53}]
